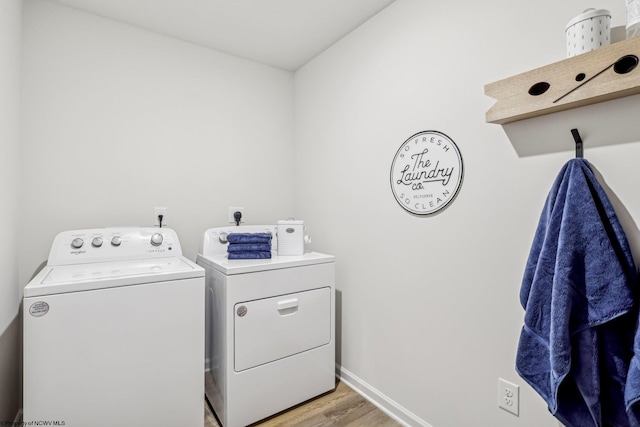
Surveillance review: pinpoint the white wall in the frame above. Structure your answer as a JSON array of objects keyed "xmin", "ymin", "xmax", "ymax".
[
  {"xmin": 295, "ymin": 0, "xmax": 640, "ymax": 426},
  {"xmin": 0, "ymin": 0, "xmax": 22, "ymax": 333},
  {"xmin": 20, "ymin": 0, "xmax": 296, "ymax": 283},
  {"xmin": 0, "ymin": 0, "xmax": 22, "ymax": 422}
]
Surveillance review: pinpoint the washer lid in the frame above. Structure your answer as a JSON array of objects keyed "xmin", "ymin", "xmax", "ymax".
[
  {"xmin": 196, "ymin": 251, "xmax": 334, "ymax": 275},
  {"xmin": 24, "ymin": 256, "xmax": 204, "ymax": 297}
]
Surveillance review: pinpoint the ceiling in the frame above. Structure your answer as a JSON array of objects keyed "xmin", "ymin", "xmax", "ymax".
[{"xmin": 47, "ymin": 0, "xmax": 397, "ymax": 71}]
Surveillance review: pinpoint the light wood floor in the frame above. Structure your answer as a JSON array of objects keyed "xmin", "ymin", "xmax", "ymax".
[{"xmin": 204, "ymin": 380, "xmax": 402, "ymax": 427}]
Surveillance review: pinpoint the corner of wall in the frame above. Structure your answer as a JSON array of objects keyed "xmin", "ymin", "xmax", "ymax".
[{"xmin": 0, "ymin": 315, "xmax": 21, "ymax": 423}]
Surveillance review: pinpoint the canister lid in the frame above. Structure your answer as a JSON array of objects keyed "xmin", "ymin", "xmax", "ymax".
[
  {"xmin": 566, "ymin": 8, "xmax": 611, "ymax": 31},
  {"xmin": 278, "ymin": 219, "xmax": 304, "ymax": 225}
]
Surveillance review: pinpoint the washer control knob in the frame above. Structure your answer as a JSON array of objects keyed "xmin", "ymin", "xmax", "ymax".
[
  {"xmin": 71, "ymin": 238, "xmax": 84, "ymax": 249},
  {"xmin": 111, "ymin": 236, "xmax": 122, "ymax": 247},
  {"xmin": 150, "ymin": 233, "xmax": 163, "ymax": 246},
  {"xmin": 91, "ymin": 237, "xmax": 103, "ymax": 248}
]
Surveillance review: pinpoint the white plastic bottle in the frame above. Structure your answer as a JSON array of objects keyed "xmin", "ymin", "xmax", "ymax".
[{"xmin": 627, "ymin": 0, "xmax": 640, "ymax": 39}]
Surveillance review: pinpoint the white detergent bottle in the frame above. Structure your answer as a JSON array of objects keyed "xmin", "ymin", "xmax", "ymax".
[{"xmin": 627, "ymin": 0, "xmax": 640, "ymax": 39}]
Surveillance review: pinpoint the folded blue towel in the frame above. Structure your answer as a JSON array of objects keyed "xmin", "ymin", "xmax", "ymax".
[
  {"xmin": 228, "ymin": 251, "xmax": 272, "ymax": 260},
  {"xmin": 227, "ymin": 243, "xmax": 272, "ymax": 253},
  {"xmin": 517, "ymin": 158, "xmax": 638, "ymax": 427},
  {"xmin": 227, "ymin": 233, "xmax": 272, "ymax": 244}
]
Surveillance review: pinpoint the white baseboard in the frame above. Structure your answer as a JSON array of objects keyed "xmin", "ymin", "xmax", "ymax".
[{"xmin": 336, "ymin": 365, "xmax": 432, "ymax": 427}]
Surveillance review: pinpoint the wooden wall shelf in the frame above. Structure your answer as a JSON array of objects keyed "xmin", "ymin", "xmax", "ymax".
[{"xmin": 485, "ymin": 36, "xmax": 640, "ymax": 125}]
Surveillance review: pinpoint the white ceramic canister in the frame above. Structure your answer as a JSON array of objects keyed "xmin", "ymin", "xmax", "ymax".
[
  {"xmin": 565, "ymin": 8, "xmax": 611, "ymax": 57},
  {"xmin": 628, "ymin": 0, "xmax": 640, "ymax": 39},
  {"xmin": 277, "ymin": 219, "xmax": 305, "ymax": 256}
]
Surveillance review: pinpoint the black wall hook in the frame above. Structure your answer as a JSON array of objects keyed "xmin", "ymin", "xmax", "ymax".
[{"xmin": 571, "ymin": 128, "xmax": 583, "ymax": 158}]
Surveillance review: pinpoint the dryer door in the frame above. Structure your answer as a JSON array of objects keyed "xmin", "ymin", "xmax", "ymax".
[{"xmin": 234, "ymin": 287, "xmax": 331, "ymax": 372}]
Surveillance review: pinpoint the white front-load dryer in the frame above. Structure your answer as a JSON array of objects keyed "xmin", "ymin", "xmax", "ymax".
[
  {"xmin": 196, "ymin": 225, "xmax": 335, "ymax": 427},
  {"xmin": 23, "ymin": 227, "xmax": 205, "ymax": 427}
]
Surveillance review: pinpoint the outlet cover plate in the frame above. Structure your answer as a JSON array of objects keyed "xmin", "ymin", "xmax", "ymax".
[
  {"xmin": 498, "ymin": 378, "xmax": 519, "ymax": 416},
  {"xmin": 154, "ymin": 207, "xmax": 167, "ymax": 227},
  {"xmin": 228, "ymin": 207, "xmax": 244, "ymax": 224}
]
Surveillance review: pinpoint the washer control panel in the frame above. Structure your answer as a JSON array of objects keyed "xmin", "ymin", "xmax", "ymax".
[{"xmin": 47, "ymin": 227, "xmax": 183, "ymax": 266}]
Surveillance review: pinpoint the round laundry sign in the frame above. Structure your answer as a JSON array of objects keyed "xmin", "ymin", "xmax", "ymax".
[{"xmin": 390, "ymin": 130, "xmax": 464, "ymax": 215}]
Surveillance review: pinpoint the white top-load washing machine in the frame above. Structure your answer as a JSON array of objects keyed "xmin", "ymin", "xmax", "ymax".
[
  {"xmin": 196, "ymin": 225, "xmax": 335, "ymax": 427},
  {"xmin": 23, "ymin": 227, "xmax": 205, "ymax": 427}
]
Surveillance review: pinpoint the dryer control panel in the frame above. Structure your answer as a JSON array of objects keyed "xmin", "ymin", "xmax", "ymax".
[{"xmin": 47, "ymin": 227, "xmax": 183, "ymax": 266}]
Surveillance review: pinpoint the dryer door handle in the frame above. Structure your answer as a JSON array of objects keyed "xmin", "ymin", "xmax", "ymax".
[{"xmin": 277, "ymin": 298, "xmax": 299, "ymax": 312}]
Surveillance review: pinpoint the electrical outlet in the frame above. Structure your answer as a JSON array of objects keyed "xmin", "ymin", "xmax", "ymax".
[
  {"xmin": 154, "ymin": 207, "xmax": 167, "ymax": 227},
  {"xmin": 228, "ymin": 207, "xmax": 244, "ymax": 224},
  {"xmin": 498, "ymin": 378, "xmax": 519, "ymax": 416}
]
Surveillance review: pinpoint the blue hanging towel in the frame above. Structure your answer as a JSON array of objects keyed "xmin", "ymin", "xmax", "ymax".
[{"xmin": 517, "ymin": 158, "xmax": 638, "ymax": 427}]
